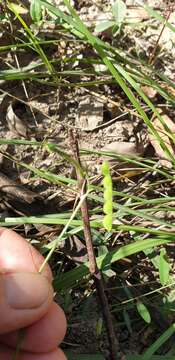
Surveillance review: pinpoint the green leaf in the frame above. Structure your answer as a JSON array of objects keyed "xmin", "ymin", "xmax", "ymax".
[
  {"xmin": 103, "ymin": 268, "xmax": 116, "ymax": 278},
  {"xmin": 112, "ymin": 24, "xmax": 120, "ymax": 36},
  {"xmin": 103, "ymin": 214, "xmax": 112, "ymax": 232},
  {"xmin": 98, "ymin": 246, "xmax": 116, "ymax": 278},
  {"xmin": 98, "ymin": 246, "xmax": 115, "ymax": 277},
  {"xmin": 98, "ymin": 245, "xmax": 108, "ymax": 257},
  {"xmin": 158, "ymin": 248, "xmax": 171, "ymax": 285},
  {"xmin": 95, "ymin": 20, "xmax": 115, "ymax": 33},
  {"xmin": 54, "ymin": 237, "xmax": 173, "ymax": 291},
  {"xmin": 112, "ymin": 0, "xmax": 127, "ymax": 25},
  {"xmin": 30, "ymin": 0, "xmax": 42, "ymax": 22},
  {"xmin": 136, "ymin": 301, "xmax": 151, "ymax": 324}
]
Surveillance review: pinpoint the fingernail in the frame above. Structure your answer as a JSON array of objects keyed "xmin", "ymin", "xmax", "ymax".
[{"xmin": 3, "ymin": 273, "xmax": 51, "ymax": 309}]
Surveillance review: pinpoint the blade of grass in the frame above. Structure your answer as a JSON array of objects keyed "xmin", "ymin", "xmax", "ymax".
[
  {"xmin": 82, "ymin": 148, "xmax": 174, "ymax": 179},
  {"xmin": 39, "ymin": 0, "xmax": 175, "ymax": 108},
  {"xmin": 39, "ymin": 188, "xmax": 90, "ymax": 273},
  {"xmin": 7, "ymin": 1, "xmax": 54, "ymax": 75},
  {"xmin": 0, "ymin": 216, "xmax": 100, "ymax": 228},
  {"xmin": 142, "ymin": 323, "xmax": 175, "ymax": 360},
  {"xmin": 2, "ymin": 198, "xmax": 175, "ymax": 229},
  {"xmin": 53, "ymin": 237, "xmax": 174, "ymax": 291},
  {"xmin": 89, "ymin": 193, "xmax": 175, "ymax": 229},
  {"xmin": 48, "ymin": 0, "xmax": 175, "ymax": 165},
  {"xmin": 144, "ymin": 3, "xmax": 175, "ymax": 33}
]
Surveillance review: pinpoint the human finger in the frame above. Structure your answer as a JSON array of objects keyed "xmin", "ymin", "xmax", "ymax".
[
  {"xmin": 0, "ymin": 302, "xmax": 67, "ymax": 352},
  {"xmin": 0, "ymin": 272, "xmax": 53, "ymax": 334},
  {"xmin": 0, "ymin": 227, "xmax": 52, "ymax": 280},
  {"xmin": 0, "ymin": 345, "xmax": 67, "ymax": 360}
]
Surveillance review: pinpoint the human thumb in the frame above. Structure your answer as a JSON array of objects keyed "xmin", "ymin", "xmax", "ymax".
[{"xmin": 0, "ymin": 272, "xmax": 53, "ymax": 334}]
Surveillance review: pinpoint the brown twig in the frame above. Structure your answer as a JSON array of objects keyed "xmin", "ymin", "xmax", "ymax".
[
  {"xmin": 148, "ymin": 6, "xmax": 173, "ymax": 65},
  {"xmin": 69, "ymin": 130, "xmax": 118, "ymax": 360}
]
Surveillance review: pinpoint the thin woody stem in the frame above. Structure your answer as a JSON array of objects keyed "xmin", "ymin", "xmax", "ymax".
[
  {"xmin": 148, "ymin": 6, "xmax": 172, "ymax": 65},
  {"xmin": 69, "ymin": 130, "xmax": 118, "ymax": 360}
]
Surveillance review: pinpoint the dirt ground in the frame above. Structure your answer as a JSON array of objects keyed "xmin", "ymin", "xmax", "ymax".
[{"xmin": 0, "ymin": 0, "xmax": 175, "ymax": 358}]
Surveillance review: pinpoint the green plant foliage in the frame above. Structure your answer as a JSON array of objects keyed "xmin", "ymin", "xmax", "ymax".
[
  {"xmin": 123, "ymin": 309, "xmax": 132, "ymax": 334},
  {"xmin": 54, "ymin": 237, "xmax": 173, "ymax": 291},
  {"xmin": 8, "ymin": 1, "xmax": 53, "ymax": 74},
  {"xmin": 98, "ymin": 245, "xmax": 116, "ymax": 278},
  {"xmin": 158, "ymin": 248, "xmax": 171, "ymax": 286},
  {"xmin": 101, "ymin": 161, "xmax": 113, "ymax": 231},
  {"xmin": 95, "ymin": 0, "xmax": 126, "ymax": 33},
  {"xmin": 136, "ymin": 300, "xmax": 151, "ymax": 324},
  {"xmin": 7, "ymin": 2, "xmax": 27, "ymax": 14},
  {"xmin": 112, "ymin": 0, "xmax": 127, "ymax": 26},
  {"xmin": 2, "ymin": 1, "xmax": 175, "ymax": 358},
  {"xmin": 142, "ymin": 323, "xmax": 175, "ymax": 360},
  {"xmin": 30, "ymin": 0, "xmax": 42, "ymax": 22},
  {"xmin": 95, "ymin": 20, "xmax": 115, "ymax": 33}
]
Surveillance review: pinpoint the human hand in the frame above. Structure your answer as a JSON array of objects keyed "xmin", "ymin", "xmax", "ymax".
[{"xmin": 0, "ymin": 227, "xmax": 67, "ymax": 359}]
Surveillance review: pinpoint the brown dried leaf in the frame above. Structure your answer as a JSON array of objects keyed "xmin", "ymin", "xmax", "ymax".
[
  {"xmin": 6, "ymin": 101, "xmax": 28, "ymax": 137},
  {"xmin": 60, "ymin": 235, "xmax": 87, "ymax": 264},
  {"xmin": 101, "ymin": 141, "xmax": 144, "ymax": 157},
  {"xmin": 126, "ymin": 7, "xmax": 149, "ymax": 22},
  {"xmin": 149, "ymin": 109, "xmax": 175, "ymax": 168}
]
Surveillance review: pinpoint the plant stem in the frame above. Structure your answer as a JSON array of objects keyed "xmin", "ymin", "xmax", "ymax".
[
  {"xmin": 148, "ymin": 6, "xmax": 172, "ymax": 65},
  {"xmin": 69, "ymin": 130, "xmax": 118, "ymax": 360}
]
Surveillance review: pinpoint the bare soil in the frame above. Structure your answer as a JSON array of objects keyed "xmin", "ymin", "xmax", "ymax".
[{"xmin": 0, "ymin": 0, "xmax": 175, "ymax": 358}]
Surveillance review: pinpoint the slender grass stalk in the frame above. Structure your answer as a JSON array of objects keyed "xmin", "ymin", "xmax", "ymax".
[
  {"xmin": 142, "ymin": 323, "xmax": 175, "ymax": 360},
  {"xmin": 39, "ymin": 189, "xmax": 90, "ymax": 273},
  {"xmin": 53, "ymin": 237, "xmax": 174, "ymax": 291},
  {"xmin": 7, "ymin": 1, "xmax": 54, "ymax": 75}
]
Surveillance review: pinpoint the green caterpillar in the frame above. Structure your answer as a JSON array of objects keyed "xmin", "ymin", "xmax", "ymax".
[{"xmin": 101, "ymin": 161, "xmax": 113, "ymax": 232}]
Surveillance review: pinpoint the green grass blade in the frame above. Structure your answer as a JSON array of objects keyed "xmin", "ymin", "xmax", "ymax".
[
  {"xmin": 142, "ymin": 323, "xmax": 175, "ymax": 360},
  {"xmin": 39, "ymin": 189, "xmax": 90, "ymax": 273},
  {"xmin": 144, "ymin": 4, "xmax": 175, "ymax": 33},
  {"xmin": 89, "ymin": 194, "xmax": 175, "ymax": 229},
  {"xmin": 0, "ymin": 216, "xmax": 100, "ymax": 228},
  {"xmin": 50, "ymin": 0, "xmax": 175, "ymax": 165},
  {"xmin": 53, "ymin": 237, "xmax": 174, "ymax": 291},
  {"xmin": 7, "ymin": 1, "xmax": 54, "ymax": 74}
]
